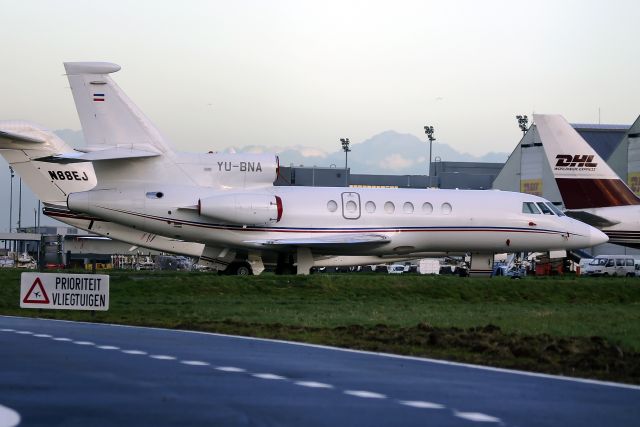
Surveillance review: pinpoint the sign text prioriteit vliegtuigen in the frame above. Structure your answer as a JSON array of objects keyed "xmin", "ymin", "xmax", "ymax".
[{"xmin": 20, "ymin": 272, "xmax": 109, "ymax": 311}]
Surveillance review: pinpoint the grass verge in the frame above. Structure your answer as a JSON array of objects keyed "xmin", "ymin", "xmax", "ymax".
[{"xmin": 1, "ymin": 269, "xmax": 639, "ymax": 384}]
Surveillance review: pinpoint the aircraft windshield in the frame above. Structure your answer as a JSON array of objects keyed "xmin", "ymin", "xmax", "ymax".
[
  {"xmin": 545, "ymin": 202, "xmax": 565, "ymax": 217},
  {"xmin": 589, "ymin": 258, "xmax": 607, "ymax": 266},
  {"xmin": 522, "ymin": 202, "xmax": 541, "ymax": 214},
  {"xmin": 536, "ymin": 202, "xmax": 554, "ymax": 215}
]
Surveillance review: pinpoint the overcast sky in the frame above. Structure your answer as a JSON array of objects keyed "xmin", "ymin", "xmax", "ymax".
[{"xmin": 1, "ymin": 0, "xmax": 639, "ymax": 157}]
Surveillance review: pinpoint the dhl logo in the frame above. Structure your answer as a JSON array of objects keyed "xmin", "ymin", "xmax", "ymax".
[{"xmin": 555, "ymin": 154, "xmax": 597, "ymax": 168}]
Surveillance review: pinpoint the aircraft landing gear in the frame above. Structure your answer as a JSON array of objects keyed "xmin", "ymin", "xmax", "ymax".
[
  {"xmin": 275, "ymin": 253, "xmax": 296, "ymax": 275},
  {"xmin": 225, "ymin": 261, "xmax": 253, "ymax": 275}
]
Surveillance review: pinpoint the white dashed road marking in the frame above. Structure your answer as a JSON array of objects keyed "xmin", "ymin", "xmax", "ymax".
[
  {"xmin": 295, "ymin": 381, "xmax": 334, "ymax": 389},
  {"xmin": 344, "ymin": 390, "xmax": 387, "ymax": 399},
  {"xmin": 180, "ymin": 360, "xmax": 210, "ymax": 366},
  {"xmin": 0, "ymin": 403, "xmax": 21, "ymax": 427},
  {"xmin": 5, "ymin": 323, "xmax": 507, "ymax": 425},
  {"xmin": 252, "ymin": 373, "xmax": 287, "ymax": 380},
  {"xmin": 215, "ymin": 366, "xmax": 245, "ymax": 372},
  {"xmin": 121, "ymin": 350, "xmax": 147, "ymax": 355},
  {"xmin": 454, "ymin": 411, "xmax": 502, "ymax": 423},
  {"xmin": 150, "ymin": 355, "xmax": 176, "ymax": 360},
  {"xmin": 399, "ymin": 400, "xmax": 445, "ymax": 409}
]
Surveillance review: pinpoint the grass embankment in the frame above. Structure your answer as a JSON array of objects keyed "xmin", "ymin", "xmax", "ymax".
[{"xmin": 1, "ymin": 269, "xmax": 639, "ymax": 383}]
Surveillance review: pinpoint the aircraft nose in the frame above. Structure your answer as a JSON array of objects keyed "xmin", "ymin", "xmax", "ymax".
[{"xmin": 589, "ymin": 227, "xmax": 609, "ymax": 247}]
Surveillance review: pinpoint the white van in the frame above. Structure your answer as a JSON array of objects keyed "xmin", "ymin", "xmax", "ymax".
[{"xmin": 583, "ymin": 255, "xmax": 637, "ymax": 277}]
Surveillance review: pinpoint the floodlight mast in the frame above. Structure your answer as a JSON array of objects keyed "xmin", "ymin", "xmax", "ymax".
[
  {"xmin": 516, "ymin": 115, "xmax": 529, "ymax": 136},
  {"xmin": 424, "ymin": 125, "xmax": 435, "ymax": 187},
  {"xmin": 340, "ymin": 137, "xmax": 351, "ymax": 187}
]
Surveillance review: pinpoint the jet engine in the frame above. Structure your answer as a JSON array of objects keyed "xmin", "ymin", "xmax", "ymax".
[{"xmin": 199, "ymin": 193, "xmax": 283, "ymax": 226}]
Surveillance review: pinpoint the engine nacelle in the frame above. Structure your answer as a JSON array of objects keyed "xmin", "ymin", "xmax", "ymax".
[{"xmin": 199, "ymin": 193, "xmax": 282, "ymax": 225}]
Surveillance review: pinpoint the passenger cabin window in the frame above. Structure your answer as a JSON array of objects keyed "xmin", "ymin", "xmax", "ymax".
[
  {"xmin": 536, "ymin": 202, "xmax": 554, "ymax": 215},
  {"xmin": 422, "ymin": 202, "xmax": 433, "ymax": 214},
  {"xmin": 522, "ymin": 202, "xmax": 540, "ymax": 214},
  {"xmin": 384, "ymin": 201, "xmax": 395, "ymax": 214},
  {"xmin": 365, "ymin": 201, "xmax": 376, "ymax": 213},
  {"xmin": 403, "ymin": 202, "xmax": 414, "ymax": 214},
  {"xmin": 546, "ymin": 203, "xmax": 565, "ymax": 217},
  {"xmin": 441, "ymin": 202, "xmax": 452, "ymax": 215},
  {"xmin": 327, "ymin": 200, "xmax": 338, "ymax": 212}
]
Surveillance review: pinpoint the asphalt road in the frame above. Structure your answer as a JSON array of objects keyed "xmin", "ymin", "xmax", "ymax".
[{"xmin": 1, "ymin": 316, "xmax": 638, "ymax": 427}]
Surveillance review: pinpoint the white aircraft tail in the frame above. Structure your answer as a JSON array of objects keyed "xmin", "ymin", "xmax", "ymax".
[
  {"xmin": 534, "ymin": 114, "xmax": 640, "ymax": 209},
  {"xmin": 0, "ymin": 121, "xmax": 97, "ymax": 204},
  {"xmin": 64, "ymin": 62, "xmax": 173, "ymax": 155}
]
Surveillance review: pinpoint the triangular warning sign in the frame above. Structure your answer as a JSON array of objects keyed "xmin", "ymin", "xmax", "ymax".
[{"xmin": 23, "ymin": 277, "xmax": 50, "ymax": 304}]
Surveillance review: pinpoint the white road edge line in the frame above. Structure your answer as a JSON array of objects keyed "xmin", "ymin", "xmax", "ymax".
[
  {"xmin": 52, "ymin": 337, "xmax": 72, "ymax": 342},
  {"xmin": 73, "ymin": 341, "xmax": 95, "ymax": 346},
  {"xmin": 33, "ymin": 333, "xmax": 52, "ymax": 338},
  {"xmin": 0, "ymin": 403, "xmax": 21, "ymax": 427},
  {"xmin": 5, "ymin": 315, "xmax": 639, "ymax": 391}
]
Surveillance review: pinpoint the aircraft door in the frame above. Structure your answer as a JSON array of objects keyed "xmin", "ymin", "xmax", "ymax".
[{"xmin": 341, "ymin": 192, "xmax": 361, "ymax": 220}]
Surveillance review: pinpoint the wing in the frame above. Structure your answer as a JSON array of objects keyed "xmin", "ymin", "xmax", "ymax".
[{"xmin": 245, "ymin": 233, "xmax": 390, "ymax": 249}]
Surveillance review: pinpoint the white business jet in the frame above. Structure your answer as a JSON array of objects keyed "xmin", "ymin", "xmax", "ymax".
[
  {"xmin": 0, "ymin": 63, "xmax": 607, "ymax": 275},
  {"xmin": 535, "ymin": 114, "xmax": 640, "ymax": 249}
]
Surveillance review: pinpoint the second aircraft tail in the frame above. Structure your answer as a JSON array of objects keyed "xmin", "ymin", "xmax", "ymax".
[{"xmin": 535, "ymin": 114, "xmax": 640, "ymax": 209}]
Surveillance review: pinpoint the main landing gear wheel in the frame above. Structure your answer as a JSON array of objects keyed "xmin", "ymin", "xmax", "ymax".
[{"xmin": 226, "ymin": 262, "xmax": 253, "ymax": 275}]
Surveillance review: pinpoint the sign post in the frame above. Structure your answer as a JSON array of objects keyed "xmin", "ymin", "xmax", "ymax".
[{"xmin": 20, "ymin": 272, "xmax": 109, "ymax": 311}]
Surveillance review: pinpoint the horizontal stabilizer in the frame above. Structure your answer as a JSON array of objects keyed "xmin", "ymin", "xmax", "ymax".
[
  {"xmin": 34, "ymin": 146, "xmax": 161, "ymax": 163},
  {"xmin": 245, "ymin": 233, "xmax": 390, "ymax": 248},
  {"xmin": 0, "ymin": 130, "xmax": 46, "ymax": 148},
  {"xmin": 564, "ymin": 210, "xmax": 620, "ymax": 228}
]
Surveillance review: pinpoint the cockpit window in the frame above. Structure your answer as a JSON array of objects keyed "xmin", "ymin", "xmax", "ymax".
[
  {"xmin": 546, "ymin": 202, "xmax": 565, "ymax": 217},
  {"xmin": 536, "ymin": 202, "xmax": 554, "ymax": 215},
  {"xmin": 522, "ymin": 202, "xmax": 541, "ymax": 214}
]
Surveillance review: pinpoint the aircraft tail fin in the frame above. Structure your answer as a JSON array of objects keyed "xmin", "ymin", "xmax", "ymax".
[
  {"xmin": 534, "ymin": 114, "xmax": 640, "ymax": 209},
  {"xmin": 64, "ymin": 62, "xmax": 174, "ymax": 155},
  {"xmin": 0, "ymin": 121, "xmax": 97, "ymax": 204}
]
